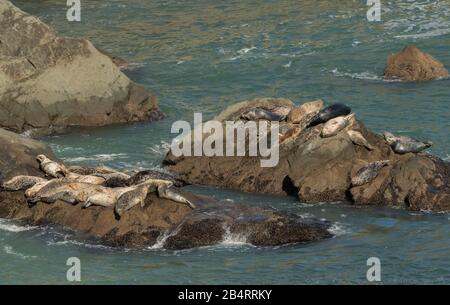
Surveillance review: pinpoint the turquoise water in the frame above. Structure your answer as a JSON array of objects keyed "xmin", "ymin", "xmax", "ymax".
[{"xmin": 1, "ymin": 0, "xmax": 449, "ymax": 284}]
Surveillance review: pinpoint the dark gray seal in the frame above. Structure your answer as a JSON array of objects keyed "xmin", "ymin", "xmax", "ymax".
[
  {"xmin": 351, "ymin": 160, "xmax": 390, "ymax": 187},
  {"xmin": 127, "ymin": 170, "xmax": 185, "ymax": 187},
  {"xmin": 307, "ymin": 103, "xmax": 351, "ymax": 127},
  {"xmin": 383, "ymin": 132, "xmax": 432, "ymax": 154},
  {"xmin": 240, "ymin": 108, "xmax": 287, "ymax": 121}
]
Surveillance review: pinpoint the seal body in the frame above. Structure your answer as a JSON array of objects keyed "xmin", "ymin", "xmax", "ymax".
[
  {"xmin": 66, "ymin": 173, "xmax": 106, "ymax": 185},
  {"xmin": 92, "ymin": 172, "xmax": 131, "ymax": 187},
  {"xmin": 347, "ymin": 130, "xmax": 374, "ymax": 150},
  {"xmin": 1, "ymin": 175, "xmax": 47, "ymax": 191},
  {"xmin": 114, "ymin": 184, "xmax": 156, "ymax": 217},
  {"xmin": 36, "ymin": 154, "xmax": 66, "ymax": 178},
  {"xmin": 307, "ymin": 103, "xmax": 351, "ymax": 127},
  {"xmin": 383, "ymin": 132, "xmax": 432, "ymax": 154},
  {"xmin": 321, "ymin": 113, "xmax": 355, "ymax": 138},
  {"xmin": 351, "ymin": 160, "xmax": 390, "ymax": 187},
  {"xmin": 128, "ymin": 170, "xmax": 185, "ymax": 187},
  {"xmin": 240, "ymin": 108, "xmax": 286, "ymax": 122}
]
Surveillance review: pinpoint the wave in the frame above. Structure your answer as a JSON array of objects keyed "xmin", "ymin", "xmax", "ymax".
[
  {"xmin": 330, "ymin": 68, "xmax": 401, "ymax": 82},
  {"xmin": 3, "ymin": 245, "xmax": 37, "ymax": 259},
  {"xmin": 0, "ymin": 219, "xmax": 37, "ymax": 232},
  {"xmin": 148, "ymin": 140, "xmax": 171, "ymax": 156},
  {"xmin": 395, "ymin": 28, "xmax": 450, "ymax": 39},
  {"xmin": 328, "ymin": 222, "xmax": 351, "ymax": 236},
  {"xmin": 63, "ymin": 153, "xmax": 128, "ymax": 163}
]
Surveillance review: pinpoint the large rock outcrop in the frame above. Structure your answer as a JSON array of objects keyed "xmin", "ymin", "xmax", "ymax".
[
  {"xmin": 383, "ymin": 46, "xmax": 449, "ymax": 81},
  {"xmin": 163, "ymin": 98, "xmax": 450, "ymax": 212},
  {"xmin": 0, "ymin": 0, "xmax": 162, "ymax": 134},
  {"xmin": 0, "ymin": 128, "xmax": 332, "ymax": 249},
  {"xmin": 0, "ymin": 127, "xmax": 57, "ymax": 179}
]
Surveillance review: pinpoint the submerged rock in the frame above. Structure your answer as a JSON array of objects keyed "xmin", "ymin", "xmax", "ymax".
[
  {"xmin": 383, "ymin": 46, "xmax": 449, "ymax": 81},
  {"xmin": 163, "ymin": 99, "xmax": 450, "ymax": 212},
  {"xmin": 0, "ymin": 0, "xmax": 163, "ymax": 135}
]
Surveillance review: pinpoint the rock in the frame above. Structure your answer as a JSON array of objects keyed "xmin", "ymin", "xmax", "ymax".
[
  {"xmin": 0, "ymin": 128, "xmax": 57, "ymax": 179},
  {"xmin": 213, "ymin": 97, "xmax": 294, "ymax": 122},
  {"xmin": 0, "ymin": 189, "xmax": 332, "ymax": 249},
  {"xmin": 164, "ymin": 100, "xmax": 450, "ymax": 212},
  {"xmin": 0, "ymin": 127, "xmax": 332, "ymax": 249},
  {"xmin": 288, "ymin": 99, "xmax": 323, "ymax": 124},
  {"xmin": 97, "ymin": 49, "xmax": 128, "ymax": 70},
  {"xmin": 383, "ymin": 46, "xmax": 449, "ymax": 81},
  {"xmin": 0, "ymin": 0, "xmax": 163, "ymax": 134}
]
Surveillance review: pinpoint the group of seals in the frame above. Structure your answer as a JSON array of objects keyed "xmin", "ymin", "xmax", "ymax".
[{"xmin": 1, "ymin": 155, "xmax": 195, "ymax": 219}]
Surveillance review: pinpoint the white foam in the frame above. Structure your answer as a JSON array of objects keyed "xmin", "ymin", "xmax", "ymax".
[
  {"xmin": 0, "ymin": 219, "xmax": 37, "ymax": 233},
  {"xmin": 63, "ymin": 153, "xmax": 128, "ymax": 163},
  {"xmin": 221, "ymin": 226, "xmax": 249, "ymax": 246},
  {"xmin": 395, "ymin": 28, "xmax": 450, "ymax": 39},
  {"xmin": 3, "ymin": 245, "xmax": 37, "ymax": 259},
  {"xmin": 328, "ymin": 222, "xmax": 351, "ymax": 236}
]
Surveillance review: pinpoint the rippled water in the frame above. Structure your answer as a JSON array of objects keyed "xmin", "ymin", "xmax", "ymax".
[{"xmin": 1, "ymin": 0, "xmax": 449, "ymax": 284}]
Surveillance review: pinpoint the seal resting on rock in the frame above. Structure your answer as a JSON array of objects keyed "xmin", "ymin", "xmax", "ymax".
[
  {"xmin": 383, "ymin": 132, "xmax": 432, "ymax": 154},
  {"xmin": 351, "ymin": 160, "xmax": 390, "ymax": 187},
  {"xmin": 127, "ymin": 170, "xmax": 185, "ymax": 187},
  {"xmin": 307, "ymin": 103, "xmax": 352, "ymax": 127},
  {"xmin": 92, "ymin": 172, "xmax": 131, "ymax": 187},
  {"xmin": 321, "ymin": 113, "xmax": 355, "ymax": 138},
  {"xmin": 36, "ymin": 154, "xmax": 67, "ymax": 178},
  {"xmin": 65, "ymin": 172, "xmax": 106, "ymax": 185},
  {"xmin": 240, "ymin": 108, "xmax": 287, "ymax": 122},
  {"xmin": 0, "ymin": 175, "xmax": 47, "ymax": 191},
  {"xmin": 347, "ymin": 130, "xmax": 374, "ymax": 150}
]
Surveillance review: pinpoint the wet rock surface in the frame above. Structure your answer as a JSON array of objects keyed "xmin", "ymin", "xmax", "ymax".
[
  {"xmin": 0, "ymin": 0, "xmax": 163, "ymax": 135},
  {"xmin": 0, "ymin": 190, "xmax": 332, "ymax": 249},
  {"xmin": 164, "ymin": 98, "xmax": 450, "ymax": 212},
  {"xmin": 0, "ymin": 127, "xmax": 332, "ymax": 249},
  {"xmin": 383, "ymin": 46, "xmax": 449, "ymax": 81}
]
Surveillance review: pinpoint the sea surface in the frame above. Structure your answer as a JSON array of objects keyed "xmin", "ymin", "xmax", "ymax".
[{"xmin": 1, "ymin": 0, "xmax": 449, "ymax": 284}]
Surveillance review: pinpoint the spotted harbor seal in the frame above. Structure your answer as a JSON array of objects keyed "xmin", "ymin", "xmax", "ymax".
[
  {"xmin": 127, "ymin": 170, "xmax": 185, "ymax": 187},
  {"xmin": 321, "ymin": 113, "xmax": 355, "ymax": 138},
  {"xmin": 27, "ymin": 182, "xmax": 105, "ymax": 205},
  {"xmin": 351, "ymin": 160, "xmax": 390, "ymax": 187},
  {"xmin": 65, "ymin": 172, "xmax": 106, "ymax": 185},
  {"xmin": 92, "ymin": 172, "xmax": 131, "ymax": 187},
  {"xmin": 0, "ymin": 175, "xmax": 47, "ymax": 191},
  {"xmin": 240, "ymin": 108, "xmax": 287, "ymax": 122},
  {"xmin": 347, "ymin": 130, "xmax": 374, "ymax": 150},
  {"xmin": 36, "ymin": 155, "xmax": 67, "ymax": 178},
  {"xmin": 383, "ymin": 132, "xmax": 432, "ymax": 154},
  {"xmin": 114, "ymin": 183, "xmax": 154, "ymax": 218},
  {"xmin": 307, "ymin": 103, "xmax": 352, "ymax": 127}
]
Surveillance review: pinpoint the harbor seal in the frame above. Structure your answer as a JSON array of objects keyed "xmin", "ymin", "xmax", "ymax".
[
  {"xmin": 114, "ymin": 183, "xmax": 155, "ymax": 218},
  {"xmin": 27, "ymin": 182, "xmax": 105, "ymax": 205},
  {"xmin": 321, "ymin": 113, "xmax": 355, "ymax": 138},
  {"xmin": 307, "ymin": 103, "xmax": 352, "ymax": 127},
  {"xmin": 65, "ymin": 172, "xmax": 106, "ymax": 185},
  {"xmin": 92, "ymin": 172, "xmax": 131, "ymax": 187},
  {"xmin": 347, "ymin": 130, "xmax": 374, "ymax": 150},
  {"xmin": 240, "ymin": 108, "xmax": 287, "ymax": 122},
  {"xmin": 383, "ymin": 132, "xmax": 432, "ymax": 154},
  {"xmin": 36, "ymin": 154, "xmax": 67, "ymax": 178},
  {"xmin": 127, "ymin": 170, "xmax": 185, "ymax": 187},
  {"xmin": 351, "ymin": 160, "xmax": 390, "ymax": 187},
  {"xmin": 1, "ymin": 175, "xmax": 47, "ymax": 191}
]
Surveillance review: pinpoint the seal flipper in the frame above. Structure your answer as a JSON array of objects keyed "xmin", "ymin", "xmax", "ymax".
[{"xmin": 157, "ymin": 185, "xmax": 196, "ymax": 209}]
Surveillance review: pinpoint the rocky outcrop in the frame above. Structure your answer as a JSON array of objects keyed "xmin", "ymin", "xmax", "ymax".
[
  {"xmin": 0, "ymin": 191, "xmax": 331, "ymax": 249},
  {"xmin": 0, "ymin": 128, "xmax": 57, "ymax": 179},
  {"xmin": 0, "ymin": 0, "xmax": 162, "ymax": 135},
  {"xmin": 383, "ymin": 46, "xmax": 449, "ymax": 81},
  {"xmin": 0, "ymin": 128, "xmax": 332, "ymax": 249},
  {"xmin": 164, "ymin": 98, "xmax": 450, "ymax": 212}
]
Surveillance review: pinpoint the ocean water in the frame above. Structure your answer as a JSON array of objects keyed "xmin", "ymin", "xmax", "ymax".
[{"xmin": 1, "ymin": 0, "xmax": 449, "ymax": 284}]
